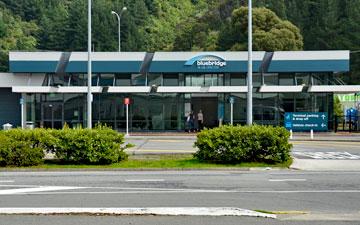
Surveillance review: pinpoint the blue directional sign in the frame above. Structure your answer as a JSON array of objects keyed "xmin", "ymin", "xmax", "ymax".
[{"xmin": 284, "ymin": 112, "xmax": 328, "ymax": 131}]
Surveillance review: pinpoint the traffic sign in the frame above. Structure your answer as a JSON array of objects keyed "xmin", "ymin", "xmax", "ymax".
[
  {"xmin": 284, "ymin": 112, "xmax": 328, "ymax": 131},
  {"xmin": 229, "ymin": 96, "xmax": 235, "ymax": 104},
  {"xmin": 124, "ymin": 98, "xmax": 130, "ymax": 105}
]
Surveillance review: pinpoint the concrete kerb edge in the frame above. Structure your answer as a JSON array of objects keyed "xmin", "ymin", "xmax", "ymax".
[{"xmin": 0, "ymin": 208, "xmax": 276, "ymax": 218}]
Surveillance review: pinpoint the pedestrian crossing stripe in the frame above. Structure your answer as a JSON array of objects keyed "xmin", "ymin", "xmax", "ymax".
[{"xmin": 293, "ymin": 151, "xmax": 360, "ymax": 160}]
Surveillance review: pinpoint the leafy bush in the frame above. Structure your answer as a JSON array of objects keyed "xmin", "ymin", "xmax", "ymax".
[
  {"xmin": 194, "ymin": 125, "xmax": 292, "ymax": 164},
  {"xmin": 0, "ymin": 131, "xmax": 44, "ymax": 167},
  {"xmin": 54, "ymin": 125, "xmax": 129, "ymax": 164},
  {"xmin": 0, "ymin": 125, "xmax": 130, "ymax": 167}
]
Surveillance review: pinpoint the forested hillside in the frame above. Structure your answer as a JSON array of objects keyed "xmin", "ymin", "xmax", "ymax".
[{"xmin": 0, "ymin": 0, "xmax": 359, "ymax": 83}]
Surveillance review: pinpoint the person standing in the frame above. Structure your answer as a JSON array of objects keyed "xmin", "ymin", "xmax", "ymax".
[
  {"xmin": 189, "ymin": 111, "xmax": 195, "ymax": 132},
  {"xmin": 186, "ymin": 111, "xmax": 194, "ymax": 132},
  {"xmin": 197, "ymin": 110, "xmax": 204, "ymax": 131},
  {"xmin": 186, "ymin": 111, "xmax": 191, "ymax": 132}
]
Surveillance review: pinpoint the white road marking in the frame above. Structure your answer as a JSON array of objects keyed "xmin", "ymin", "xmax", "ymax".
[
  {"xmin": 0, "ymin": 186, "xmax": 86, "ymax": 195},
  {"xmin": 0, "ymin": 184, "xmax": 41, "ymax": 188},
  {"xmin": 293, "ymin": 152, "xmax": 360, "ymax": 160},
  {"xmin": 126, "ymin": 179, "xmax": 165, "ymax": 182},
  {"xmin": 0, "ymin": 207, "xmax": 276, "ymax": 218},
  {"xmin": 22, "ymin": 189, "xmax": 360, "ymax": 195},
  {"xmin": 269, "ymin": 179, "xmax": 307, "ymax": 182},
  {"xmin": 0, "ymin": 180, "xmax": 14, "ymax": 183}
]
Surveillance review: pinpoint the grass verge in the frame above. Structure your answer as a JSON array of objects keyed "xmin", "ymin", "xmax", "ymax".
[{"xmin": 1, "ymin": 154, "xmax": 293, "ymax": 170}]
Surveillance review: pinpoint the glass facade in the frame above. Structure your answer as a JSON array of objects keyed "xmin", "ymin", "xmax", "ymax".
[{"xmin": 24, "ymin": 72, "xmax": 335, "ymax": 131}]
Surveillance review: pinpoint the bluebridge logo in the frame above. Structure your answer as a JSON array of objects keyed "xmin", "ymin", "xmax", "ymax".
[{"xmin": 185, "ymin": 55, "xmax": 227, "ymax": 69}]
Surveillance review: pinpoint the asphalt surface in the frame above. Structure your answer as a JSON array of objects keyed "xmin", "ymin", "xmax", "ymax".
[
  {"xmin": 1, "ymin": 137, "xmax": 360, "ymax": 224},
  {"xmin": 0, "ymin": 215, "xmax": 358, "ymax": 225},
  {"xmin": 1, "ymin": 171, "xmax": 360, "ymax": 216}
]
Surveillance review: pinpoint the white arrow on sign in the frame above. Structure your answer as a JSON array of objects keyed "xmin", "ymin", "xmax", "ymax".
[
  {"xmin": 321, "ymin": 115, "xmax": 326, "ymax": 120},
  {"xmin": 321, "ymin": 123, "xmax": 326, "ymax": 128}
]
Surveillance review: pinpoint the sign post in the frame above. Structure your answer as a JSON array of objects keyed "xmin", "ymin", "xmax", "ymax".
[
  {"xmin": 285, "ymin": 112, "xmax": 328, "ymax": 138},
  {"xmin": 20, "ymin": 97, "xmax": 24, "ymax": 129},
  {"xmin": 124, "ymin": 98, "xmax": 130, "ymax": 136},
  {"xmin": 229, "ymin": 96, "xmax": 235, "ymax": 125}
]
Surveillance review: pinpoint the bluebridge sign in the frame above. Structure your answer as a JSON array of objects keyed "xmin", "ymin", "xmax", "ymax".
[
  {"xmin": 184, "ymin": 55, "xmax": 227, "ymax": 69},
  {"xmin": 285, "ymin": 112, "xmax": 328, "ymax": 131}
]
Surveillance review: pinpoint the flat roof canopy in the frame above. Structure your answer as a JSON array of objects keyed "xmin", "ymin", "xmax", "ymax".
[{"xmin": 9, "ymin": 50, "xmax": 350, "ymax": 74}]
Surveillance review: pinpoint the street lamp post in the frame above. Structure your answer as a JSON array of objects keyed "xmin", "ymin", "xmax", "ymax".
[
  {"xmin": 247, "ymin": 0, "xmax": 253, "ymax": 125},
  {"xmin": 112, "ymin": 7, "xmax": 127, "ymax": 52},
  {"xmin": 87, "ymin": 0, "xmax": 92, "ymax": 129}
]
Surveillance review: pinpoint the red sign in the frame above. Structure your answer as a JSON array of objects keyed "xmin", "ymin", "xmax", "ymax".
[{"xmin": 124, "ymin": 98, "xmax": 130, "ymax": 105}]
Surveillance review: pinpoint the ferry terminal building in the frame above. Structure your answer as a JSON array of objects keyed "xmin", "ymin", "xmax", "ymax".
[{"xmin": 0, "ymin": 50, "xmax": 356, "ymax": 131}]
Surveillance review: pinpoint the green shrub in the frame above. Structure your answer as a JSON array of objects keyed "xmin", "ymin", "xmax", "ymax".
[
  {"xmin": 194, "ymin": 125, "xmax": 292, "ymax": 164},
  {"xmin": 0, "ymin": 125, "xmax": 130, "ymax": 167},
  {"xmin": 54, "ymin": 125, "xmax": 129, "ymax": 164},
  {"xmin": 0, "ymin": 130, "xmax": 44, "ymax": 167}
]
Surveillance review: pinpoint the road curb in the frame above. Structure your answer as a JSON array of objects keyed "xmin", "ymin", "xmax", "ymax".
[
  {"xmin": 290, "ymin": 158, "xmax": 360, "ymax": 171},
  {"xmin": 0, "ymin": 207, "xmax": 276, "ymax": 218}
]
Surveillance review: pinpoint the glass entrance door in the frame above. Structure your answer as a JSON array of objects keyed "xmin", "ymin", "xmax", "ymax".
[
  {"xmin": 41, "ymin": 102, "xmax": 64, "ymax": 129},
  {"xmin": 191, "ymin": 97, "xmax": 218, "ymax": 128}
]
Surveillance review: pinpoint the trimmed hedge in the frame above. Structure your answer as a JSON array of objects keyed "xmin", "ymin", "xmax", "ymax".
[
  {"xmin": 0, "ymin": 131, "xmax": 44, "ymax": 167},
  {"xmin": 53, "ymin": 126, "xmax": 128, "ymax": 164},
  {"xmin": 194, "ymin": 125, "xmax": 292, "ymax": 164},
  {"xmin": 0, "ymin": 126, "xmax": 130, "ymax": 167}
]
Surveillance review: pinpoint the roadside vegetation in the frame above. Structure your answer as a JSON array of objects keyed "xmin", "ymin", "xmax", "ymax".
[
  {"xmin": 194, "ymin": 125, "xmax": 292, "ymax": 164},
  {"xmin": 0, "ymin": 125, "xmax": 130, "ymax": 167},
  {"xmin": 1, "ymin": 125, "xmax": 292, "ymax": 169},
  {"xmin": 0, "ymin": 154, "xmax": 292, "ymax": 170}
]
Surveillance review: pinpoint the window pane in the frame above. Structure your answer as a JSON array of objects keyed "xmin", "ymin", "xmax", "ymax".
[
  {"xmin": 264, "ymin": 73, "xmax": 278, "ymax": 85},
  {"xmin": 230, "ymin": 74, "xmax": 246, "ymax": 86},
  {"xmin": 163, "ymin": 74, "xmax": 178, "ymax": 86},
  {"xmin": 191, "ymin": 75, "xmax": 203, "ymax": 86},
  {"xmin": 148, "ymin": 74, "xmax": 162, "ymax": 86},
  {"xmin": 115, "ymin": 74, "xmax": 131, "ymax": 86},
  {"xmin": 218, "ymin": 74, "xmax": 224, "ymax": 86},
  {"xmin": 204, "ymin": 74, "xmax": 212, "ymax": 86},
  {"xmin": 70, "ymin": 74, "xmax": 86, "ymax": 86},
  {"xmin": 279, "ymin": 74, "xmax": 294, "ymax": 85},
  {"xmin": 99, "ymin": 74, "xmax": 114, "ymax": 86},
  {"xmin": 132, "ymin": 74, "xmax": 146, "ymax": 86},
  {"xmin": 295, "ymin": 73, "xmax": 310, "ymax": 85}
]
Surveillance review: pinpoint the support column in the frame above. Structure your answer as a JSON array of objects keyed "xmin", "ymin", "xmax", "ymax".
[{"xmin": 21, "ymin": 93, "xmax": 27, "ymax": 129}]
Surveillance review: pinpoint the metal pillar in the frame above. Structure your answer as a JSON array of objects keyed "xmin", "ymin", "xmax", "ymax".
[
  {"xmin": 87, "ymin": 0, "xmax": 92, "ymax": 129},
  {"xmin": 246, "ymin": 0, "xmax": 253, "ymax": 125}
]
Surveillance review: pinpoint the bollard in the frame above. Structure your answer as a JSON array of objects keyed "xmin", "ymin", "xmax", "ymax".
[
  {"xmin": 290, "ymin": 129, "xmax": 293, "ymax": 140},
  {"xmin": 310, "ymin": 129, "xmax": 314, "ymax": 140}
]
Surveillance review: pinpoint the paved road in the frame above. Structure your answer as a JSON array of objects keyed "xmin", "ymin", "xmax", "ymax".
[
  {"xmin": 1, "ymin": 170, "xmax": 360, "ymax": 224},
  {"xmin": 1, "ymin": 138, "xmax": 359, "ymax": 224},
  {"xmin": 0, "ymin": 215, "xmax": 357, "ymax": 225}
]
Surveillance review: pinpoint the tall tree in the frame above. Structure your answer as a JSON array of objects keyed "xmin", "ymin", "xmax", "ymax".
[
  {"xmin": 37, "ymin": 2, "xmax": 68, "ymax": 50},
  {"xmin": 0, "ymin": 7, "xmax": 38, "ymax": 71}
]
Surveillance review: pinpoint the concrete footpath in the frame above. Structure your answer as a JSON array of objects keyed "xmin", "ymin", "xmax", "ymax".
[
  {"xmin": 126, "ymin": 132, "xmax": 360, "ymax": 142},
  {"xmin": 124, "ymin": 133, "xmax": 360, "ymax": 171},
  {"xmin": 291, "ymin": 158, "xmax": 360, "ymax": 171}
]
